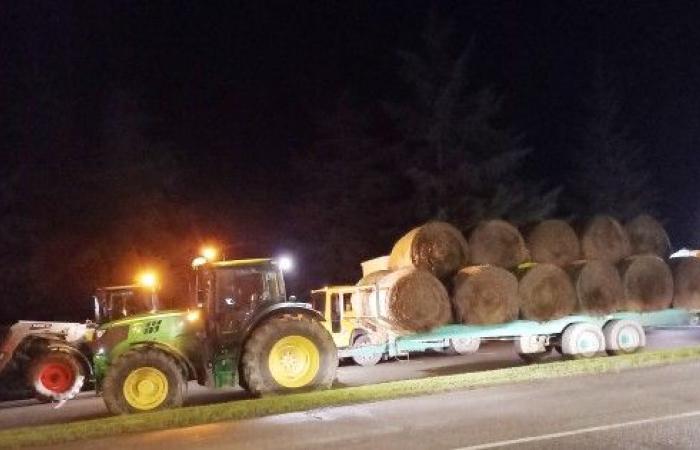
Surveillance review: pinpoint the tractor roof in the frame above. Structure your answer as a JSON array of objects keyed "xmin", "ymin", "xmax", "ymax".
[
  {"xmin": 211, "ymin": 258, "xmax": 274, "ymax": 268},
  {"xmin": 97, "ymin": 284, "xmax": 143, "ymax": 292},
  {"xmin": 311, "ymin": 285, "xmax": 358, "ymax": 294}
]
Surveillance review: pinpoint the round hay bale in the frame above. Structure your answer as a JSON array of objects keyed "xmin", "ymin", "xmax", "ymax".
[
  {"xmin": 388, "ymin": 222, "xmax": 469, "ymax": 279},
  {"xmin": 619, "ymin": 255, "xmax": 673, "ymax": 311},
  {"xmin": 375, "ymin": 268, "xmax": 452, "ymax": 332},
  {"xmin": 517, "ymin": 263, "xmax": 577, "ymax": 321},
  {"xmin": 625, "ymin": 214, "xmax": 671, "ymax": 258},
  {"xmin": 452, "ymin": 265, "xmax": 519, "ymax": 325},
  {"xmin": 580, "ymin": 215, "xmax": 631, "ymax": 264},
  {"xmin": 526, "ymin": 220, "xmax": 581, "ymax": 266},
  {"xmin": 468, "ymin": 220, "xmax": 529, "ymax": 268},
  {"xmin": 671, "ymin": 256, "xmax": 700, "ymax": 310},
  {"xmin": 566, "ymin": 260, "xmax": 622, "ymax": 315}
]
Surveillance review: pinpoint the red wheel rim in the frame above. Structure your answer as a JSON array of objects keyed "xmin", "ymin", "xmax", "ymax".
[{"xmin": 38, "ymin": 362, "xmax": 75, "ymax": 394}]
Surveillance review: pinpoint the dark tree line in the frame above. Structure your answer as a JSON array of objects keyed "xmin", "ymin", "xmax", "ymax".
[
  {"xmin": 289, "ymin": 19, "xmax": 658, "ymax": 291},
  {"xmin": 0, "ymin": 12, "xmax": 660, "ymax": 320}
]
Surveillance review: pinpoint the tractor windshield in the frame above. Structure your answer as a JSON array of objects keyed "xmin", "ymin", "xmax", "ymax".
[
  {"xmin": 94, "ymin": 287, "xmax": 158, "ymax": 324},
  {"xmin": 216, "ymin": 266, "xmax": 286, "ymax": 305}
]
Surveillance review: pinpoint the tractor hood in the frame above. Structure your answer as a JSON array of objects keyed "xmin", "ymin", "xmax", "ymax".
[{"xmin": 97, "ymin": 310, "xmax": 189, "ymax": 331}]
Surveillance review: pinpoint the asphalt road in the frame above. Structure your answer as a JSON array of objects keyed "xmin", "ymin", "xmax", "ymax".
[
  {"xmin": 37, "ymin": 358, "xmax": 700, "ymax": 450},
  {"xmin": 1, "ymin": 327, "xmax": 699, "ymax": 432}
]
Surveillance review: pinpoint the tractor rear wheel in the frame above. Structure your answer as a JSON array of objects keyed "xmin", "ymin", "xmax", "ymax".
[
  {"xmin": 241, "ymin": 314, "xmax": 337, "ymax": 395},
  {"xmin": 28, "ymin": 350, "xmax": 84, "ymax": 402},
  {"xmin": 102, "ymin": 348, "xmax": 185, "ymax": 414}
]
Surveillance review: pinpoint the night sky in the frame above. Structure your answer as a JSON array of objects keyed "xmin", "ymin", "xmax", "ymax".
[{"xmin": 3, "ymin": 1, "xmax": 700, "ymax": 320}]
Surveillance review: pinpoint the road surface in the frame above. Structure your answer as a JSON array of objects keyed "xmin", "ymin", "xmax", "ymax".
[
  {"xmin": 1, "ymin": 328, "xmax": 699, "ymax": 431},
  {"xmin": 35, "ymin": 358, "xmax": 700, "ymax": 449}
]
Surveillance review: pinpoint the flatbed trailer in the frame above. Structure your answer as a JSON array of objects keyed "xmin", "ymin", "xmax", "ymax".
[{"xmin": 338, "ymin": 308, "xmax": 700, "ymax": 363}]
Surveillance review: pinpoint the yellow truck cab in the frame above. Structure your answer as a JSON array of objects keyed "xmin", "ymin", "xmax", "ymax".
[{"xmin": 309, "ymin": 286, "xmax": 382, "ymax": 366}]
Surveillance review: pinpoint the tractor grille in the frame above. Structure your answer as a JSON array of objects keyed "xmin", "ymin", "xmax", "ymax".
[{"xmin": 143, "ymin": 320, "xmax": 163, "ymax": 334}]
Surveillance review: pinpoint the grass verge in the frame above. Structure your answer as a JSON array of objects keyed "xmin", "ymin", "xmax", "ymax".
[{"xmin": 3, "ymin": 345, "xmax": 700, "ymax": 449}]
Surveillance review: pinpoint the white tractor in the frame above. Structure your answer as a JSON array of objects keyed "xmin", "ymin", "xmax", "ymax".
[{"xmin": 0, "ymin": 280, "xmax": 159, "ymax": 403}]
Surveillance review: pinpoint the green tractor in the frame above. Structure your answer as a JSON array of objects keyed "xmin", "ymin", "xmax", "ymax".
[{"xmin": 93, "ymin": 257, "xmax": 337, "ymax": 414}]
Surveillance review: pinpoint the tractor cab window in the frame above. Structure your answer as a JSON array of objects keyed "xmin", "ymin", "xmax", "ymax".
[
  {"xmin": 96, "ymin": 288, "xmax": 154, "ymax": 323},
  {"xmin": 330, "ymin": 293, "xmax": 341, "ymax": 333},
  {"xmin": 343, "ymin": 293, "xmax": 353, "ymax": 312},
  {"xmin": 215, "ymin": 267, "xmax": 285, "ymax": 313},
  {"xmin": 310, "ymin": 292, "xmax": 326, "ymax": 315}
]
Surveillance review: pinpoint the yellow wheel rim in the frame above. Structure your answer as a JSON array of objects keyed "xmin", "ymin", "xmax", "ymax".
[
  {"xmin": 122, "ymin": 367, "xmax": 169, "ymax": 410},
  {"xmin": 268, "ymin": 335, "xmax": 320, "ymax": 388}
]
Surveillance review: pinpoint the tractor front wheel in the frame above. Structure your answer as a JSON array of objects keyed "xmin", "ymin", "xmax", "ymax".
[
  {"xmin": 102, "ymin": 348, "xmax": 185, "ymax": 414},
  {"xmin": 28, "ymin": 351, "xmax": 85, "ymax": 402},
  {"xmin": 241, "ymin": 314, "xmax": 337, "ymax": 395}
]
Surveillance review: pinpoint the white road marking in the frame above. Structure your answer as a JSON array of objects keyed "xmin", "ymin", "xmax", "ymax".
[{"xmin": 454, "ymin": 409, "xmax": 700, "ymax": 449}]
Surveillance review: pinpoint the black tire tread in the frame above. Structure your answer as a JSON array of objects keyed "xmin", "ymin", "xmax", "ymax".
[
  {"xmin": 241, "ymin": 314, "xmax": 337, "ymax": 395},
  {"xmin": 102, "ymin": 348, "xmax": 185, "ymax": 414}
]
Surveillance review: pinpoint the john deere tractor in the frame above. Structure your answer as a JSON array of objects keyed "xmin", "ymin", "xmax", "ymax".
[{"xmin": 93, "ymin": 257, "xmax": 337, "ymax": 414}]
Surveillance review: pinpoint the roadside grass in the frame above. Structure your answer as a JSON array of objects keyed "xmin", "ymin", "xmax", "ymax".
[{"xmin": 3, "ymin": 345, "xmax": 700, "ymax": 449}]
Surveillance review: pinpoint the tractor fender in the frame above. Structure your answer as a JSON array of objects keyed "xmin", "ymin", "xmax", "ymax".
[
  {"xmin": 234, "ymin": 303, "xmax": 327, "ymax": 371},
  {"xmin": 349, "ymin": 328, "xmax": 369, "ymax": 346},
  {"xmin": 243, "ymin": 303, "xmax": 325, "ymax": 338},
  {"xmin": 126, "ymin": 341, "xmax": 197, "ymax": 381}
]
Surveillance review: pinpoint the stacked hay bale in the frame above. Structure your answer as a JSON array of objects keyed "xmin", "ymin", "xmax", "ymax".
[
  {"xmin": 616, "ymin": 215, "xmax": 673, "ymax": 311},
  {"xmin": 625, "ymin": 214, "xmax": 671, "ymax": 258},
  {"xmin": 580, "ymin": 215, "xmax": 632, "ymax": 264},
  {"xmin": 452, "ymin": 265, "xmax": 519, "ymax": 325},
  {"xmin": 525, "ymin": 220, "xmax": 580, "ymax": 267},
  {"xmin": 351, "ymin": 222, "xmax": 466, "ymax": 333},
  {"xmin": 468, "ymin": 220, "xmax": 529, "ymax": 269},
  {"xmin": 516, "ymin": 263, "xmax": 577, "ymax": 321},
  {"xmin": 457, "ymin": 221, "xmax": 528, "ymax": 322},
  {"xmin": 618, "ymin": 254, "xmax": 673, "ymax": 311},
  {"xmin": 388, "ymin": 221, "xmax": 469, "ymax": 280},
  {"xmin": 566, "ymin": 260, "xmax": 622, "ymax": 315},
  {"xmin": 351, "ymin": 213, "xmax": 675, "ymax": 335},
  {"xmin": 670, "ymin": 256, "xmax": 700, "ymax": 310}
]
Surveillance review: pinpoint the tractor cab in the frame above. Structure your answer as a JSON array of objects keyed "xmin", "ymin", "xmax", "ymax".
[
  {"xmin": 310, "ymin": 286, "xmax": 362, "ymax": 348},
  {"xmin": 310, "ymin": 285, "xmax": 383, "ymax": 366},
  {"xmin": 192, "ymin": 258, "xmax": 290, "ymax": 343},
  {"xmin": 93, "ymin": 285, "xmax": 159, "ymax": 325}
]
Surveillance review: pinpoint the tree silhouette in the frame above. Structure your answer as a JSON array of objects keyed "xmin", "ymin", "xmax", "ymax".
[
  {"xmin": 565, "ymin": 63, "xmax": 657, "ymax": 220},
  {"xmin": 390, "ymin": 16, "xmax": 559, "ymax": 229},
  {"xmin": 289, "ymin": 94, "xmax": 407, "ymax": 290}
]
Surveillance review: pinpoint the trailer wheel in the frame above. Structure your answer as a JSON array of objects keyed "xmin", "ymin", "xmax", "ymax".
[
  {"xmin": 102, "ymin": 348, "xmax": 185, "ymax": 414},
  {"xmin": 28, "ymin": 351, "xmax": 84, "ymax": 402},
  {"xmin": 561, "ymin": 323, "xmax": 605, "ymax": 359},
  {"xmin": 603, "ymin": 319, "xmax": 645, "ymax": 355},
  {"xmin": 450, "ymin": 337, "xmax": 481, "ymax": 355},
  {"xmin": 351, "ymin": 334, "xmax": 383, "ymax": 366},
  {"xmin": 242, "ymin": 314, "xmax": 337, "ymax": 395}
]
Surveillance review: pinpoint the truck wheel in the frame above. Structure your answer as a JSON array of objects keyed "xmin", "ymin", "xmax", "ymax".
[
  {"xmin": 28, "ymin": 351, "xmax": 84, "ymax": 402},
  {"xmin": 561, "ymin": 323, "xmax": 605, "ymax": 359},
  {"xmin": 351, "ymin": 334, "xmax": 382, "ymax": 367},
  {"xmin": 242, "ymin": 314, "xmax": 337, "ymax": 395},
  {"xmin": 102, "ymin": 348, "xmax": 185, "ymax": 414},
  {"xmin": 603, "ymin": 319, "xmax": 645, "ymax": 355}
]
